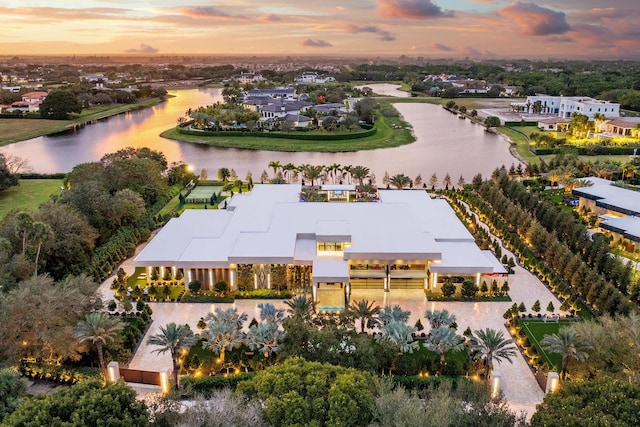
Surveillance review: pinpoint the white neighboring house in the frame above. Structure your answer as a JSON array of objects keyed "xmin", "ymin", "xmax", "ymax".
[
  {"xmin": 235, "ymin": 73, "xmax": 267, "ymax": 84},
  {"xmin": 133, "ymin": 185, "xmax": 507, "ymax": 311},
  {"xmin": 295, "ymin": 72, "xmax": 336, "ymax": 84},
  {"xmin": 256, "ymin": 98, "xmax": 311, "ymax": 120},
  {"xmin": 245, "ymin": 87, "xmax": 296, "ymax": 99},
  {"xmin": 512, "ymin": 95, "xmax": 620, "ymax": 119},
  {"xmin": 9, "ymin": 91, "xmax": 48, "ymax": 113}
]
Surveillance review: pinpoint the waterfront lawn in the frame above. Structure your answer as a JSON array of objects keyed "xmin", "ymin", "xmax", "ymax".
[
  {"xmin": 0, "ymin": 179, "xmax": 63, "ymax": 219},
  {"xmin": 497, "ymin": 126, "xmax": 540, "ymax": 165},
  {"xmin": 161, "ymin": 113, "xmax": 414, "ymax": 152},
  {"xmin": 0, "ymin": 98, "xmax": 164, "ymax": 146}
]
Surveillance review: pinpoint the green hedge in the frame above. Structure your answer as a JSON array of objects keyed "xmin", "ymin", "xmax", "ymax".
[
  {"xmin": 234, "ymin": 289, "xmax": 293, "ymax": 299},
  {"xmin": 180, "ymin": 293, "xmax": 234, "ymax": 303},
  {"xmin": 391, "ymin": 375, "xmax": 470, "ymax": 391},
  {"xmin": 19, "ymin": 362, "xmax": 100, "ymax": 385},
  {"xmin": 176, "ymin": 124, "xmax": 376, "ymax": 141},
  {"xmin": 534, "ymin": 145, "xmax": 637, "ymax": 156},
  {"xmin": 17, "ymin": 173, "xmax": 67, "ymax": 179},
  {"xmin": 181, "ymin": 373, "xmax": 256, "ymax": 397},
  {"xmin": 504, "ymin": 120, "xmax": 538, "ymax": 126}
]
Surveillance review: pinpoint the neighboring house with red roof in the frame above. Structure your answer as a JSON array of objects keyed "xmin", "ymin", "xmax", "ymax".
[
  {"xmin": 8, "ymin": 91, "xmax": 47, "ymax": 113},
  {"xmin": 603, "ymin": 118, "xmax": 640, "ymax": 137}
]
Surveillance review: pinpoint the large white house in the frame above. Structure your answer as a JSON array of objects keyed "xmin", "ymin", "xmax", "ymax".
[
  {"xmin": 512, "ymin": 95, "xmax": 620, "ymax": 119},
  {"xmin": 134, "ymin": 185, "xmax": 506, "ymax": 310}
]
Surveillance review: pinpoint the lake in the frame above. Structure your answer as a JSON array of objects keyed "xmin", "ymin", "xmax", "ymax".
[{"xmin": 1, "ymin": 86, "xmax": 517, "ymax": 182}]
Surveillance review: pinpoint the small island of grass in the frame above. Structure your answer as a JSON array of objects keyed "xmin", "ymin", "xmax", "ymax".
[{"xmin": 160, "ymin": 86, "xmax": 415, "ymax": 152}]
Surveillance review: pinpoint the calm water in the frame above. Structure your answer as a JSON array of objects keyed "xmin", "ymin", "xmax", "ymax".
[{"xmin": 1, "ymin": 86, "xmax": 517, "ymax": 181}]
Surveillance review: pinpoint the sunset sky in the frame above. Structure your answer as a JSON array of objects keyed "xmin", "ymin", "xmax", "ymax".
[{"xmin": 1, "ymin": 0, "xmax": 638, "ymax": 59}]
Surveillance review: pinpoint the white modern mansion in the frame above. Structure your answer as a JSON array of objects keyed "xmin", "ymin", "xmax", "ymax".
[
  {"xmin": 134, "ymin": 185, "xmax": 506, "ymax": 310},
  {"xmin": 512, "ymin": 95, "xmax": 620, "ymax": 119}
]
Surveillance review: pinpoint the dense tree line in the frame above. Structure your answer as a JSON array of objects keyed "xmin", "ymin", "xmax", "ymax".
[{"xmin": 457, "ymin": 170, "xmax": 636, "ymax": 316}]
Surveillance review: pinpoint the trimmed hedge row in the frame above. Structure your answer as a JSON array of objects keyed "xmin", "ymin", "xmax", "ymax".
[
  {"xmin": 234, "ymin": 290, "xmax": 293, "ymax": 299},
  {"xmin": 391, "ymin": 375, "xmax": 470, "ymax": 391},
  {"xmin": 534, "ymin": 145, "xmax": 636, "ymax": 156},
  {"xmin": 181, "ymin": 373, "xmax": 256, "ymax": 397},
  {"xmin": 176, "ymin": 124, "xmax": 376, "ymax": 141}
]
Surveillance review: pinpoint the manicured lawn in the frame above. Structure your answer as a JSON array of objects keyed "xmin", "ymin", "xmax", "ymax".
[
  {"xmin": 497, "ymin": 126, "xmax": 540, "ymax": 165},
  {"xmin": 0, "ymin": 179, "xmax": 63, "ymax": 219},
  {"xmin": 161, "ymin": 113, "xmax": 414, "ymax": 152},
  {"xmin": 0, "ymin": 98, "xmax": 163, "ymax": 146},
  {"xmin": 519, "ymin": 320, "xmax": 575, "ymax": 371}
]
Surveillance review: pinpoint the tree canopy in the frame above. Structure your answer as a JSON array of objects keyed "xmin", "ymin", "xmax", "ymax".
[{"xmin": 39, "ymin": 90, "xmax": 82, "ymax": 119}]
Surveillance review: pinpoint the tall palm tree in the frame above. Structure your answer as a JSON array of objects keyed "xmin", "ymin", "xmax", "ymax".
[
  {"xmin": 470, "ymin": 328, "xmax": 517, "ymax": 382},
  {"xmin": 74, "ymin": 313, "xmax": 124, "ymax": 377},
  {"xmin": 282, "ymin": 163, "xmax": 296, "ymax": 183},
  {"xmin": 541, "ymin": 328, "xmax": 593, "ymax": 379},
  {"xmin": 351, "ymin": 165, "xmax": 370, "ymax": 185},
  {"xmin": 341, "ymin": 165, "xmax": 353, "ymax": 184},
  {"xmin": 424, "ymin": 309, "xmax": 456, "ymax": 329},
  {"xmin": 424, "ymin": 325, "xmax": 464, "ymax": 364},
  {"xmin": 347, "ymin": 299, "xmax": 380, "ymax": 333},
  {"xmin": 14, "ymin": 211, "xmax": 33, "ymax": 255},
  {"xmin": 29, "ymin": 221, "xmax": 53, "ymax": 276},
  {"xmin": 389, "ymin": 174, "xmax": 411, "ymax": 190},
  {"xmin": 147, "ymin": 323, "xmax": 196, "ymax": 390},
  {"xmin": 284, "ymin": 295, "xmax": 314, "ymax": 321},
  {"xmin": 301, "ymin": 165, "xmax": 324, "ymax": 186},
  {"xmin": 200, "ymin": 308, "xmax": 247, "ymax": 364},
  {"xmin": 268, "ymin": 160, "xmax": 282, "ymax": 177},
  {"xmin": 325, "ymin": 163, "xmax": 342, "ymax": 184}
]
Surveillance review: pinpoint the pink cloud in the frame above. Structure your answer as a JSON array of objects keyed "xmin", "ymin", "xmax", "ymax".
[
  {"xmin": 498, "ymin": 2, "xmax": 570, "ymax": 36},
  {"xmin": 376, "ymin": 0, "xmax": 452, "ymax": 19},
  {"xmin": 432, "ymin": 42, "xmax": 454, "ymax": 52},
  {"xmin": 301, "ymin": 39, "xmax": 332, "ymax": 48},
  {"xmin": 180, "ymin": 6, "xmax": 248, "ymax": 20},
  {"xmin": 259, "ymin": 13, "xmax": 281, "ymax": 22},
  {"xmin": 125, "ymin": 43, "xmax": 159, "ymax": 53},
  {"xmin": 343, "ymin": 24, "xmax": 396, "ymax": 41}
]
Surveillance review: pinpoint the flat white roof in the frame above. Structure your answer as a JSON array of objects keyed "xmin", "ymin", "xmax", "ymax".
[
  {"xmin": 600, "ymin": 215, "xmax": 640, "ymax": 241},
  {"xmin": 574, "ymin": 177, "xmax": 640, "ymax": 216},
  {"xmin": 134, "ymin": 185, "xmax": 499, "ymax": 275}
]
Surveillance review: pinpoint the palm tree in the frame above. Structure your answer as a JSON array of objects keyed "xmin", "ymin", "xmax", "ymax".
[
  {"xmin": 147, "ymin": 323, "xmax": 196, "ymax": 390},
  {"xmin": 541, "ymin": 328, "xmax": 593, "ymax": 379},
  {"xmin": 268, "ymin": 160, "xmax": 282, "ymax": 177},
  {"xmin": 282, "ymin": 163, "xmax": 296, "ymax": 183},
  {"xmin": 74, "ymin": 313, "xmax": 124, "ymax": 377},
  {"xmin": 200, "ymin": 308, "xmax": 247, "ymax": 364},
  {"xmin": 424, "ymin": 325, "xmax": 464, "ymax": 364},
  {"xmin": 14, "ymin": 211, "xmax": 33, "ymax": 255},
  {"xmin": 284, "ymin": 295, "xmax": 314, "ymax": 321},
  {"xmin": 351, "ymin": 165, "xmax": 370, "ymax": 185},
  {"xmin": 246, "ymin": 323, "xmax": 284, "ymax": 359},
  {"xmin": 424, "ymin": 309, "xmax": 456, "ymax": 329},
  {"xmin": 470, "ymin": 328, "xmax": 517, "ymax": 382},
  {"xmin": 341, "ymin": 165, "xmax": 353, "ymax": 184},
  {"xmin": 347, "ymin": 299, "xmax": 380, "ymax": 333},
  {"xmin": 389, "ymin": 173, "xmax": 411, "ymax": 190},
  {"xmin": 29, "ymin": 221, "xmax": 53, "ymax": 276},
  {"xmin": 299, "ymin": 188, "xmax": 322, "ymax": 202},
  {"xmin": 257, "ymin": 303, "xmax": 285, "ymax": 324},
  {"xmin": 301, "ymin": 164, "xmax": 324, "ymax": 186},
  {"xmin": 592, "ymin": 113, "xmax": 606, "ymax": 132},
  {"xmin": 379, "ymin": 305, "xmax": 410, "ymax": 325},
  {"xmin": 376, "ymin": 320, "xmax": 419, "ymax": 354},
  {"xmin": 325, "ymin": 163, "xmax": 341, "ymax": 184}
]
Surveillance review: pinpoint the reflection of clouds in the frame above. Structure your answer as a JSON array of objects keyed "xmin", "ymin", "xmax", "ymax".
[{"xmin": 4, "ymin": 88, "xmax": 516, "ymax": 183}]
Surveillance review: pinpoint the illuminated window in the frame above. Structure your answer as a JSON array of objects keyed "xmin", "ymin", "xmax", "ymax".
[{"xmin": 317, "ymin": 242, "xmax": 350, "ymax": 255}]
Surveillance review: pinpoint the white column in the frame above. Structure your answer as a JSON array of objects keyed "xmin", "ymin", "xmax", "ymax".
[
  {"xmin": 208, "ymin": 269, "xmax": 214, "ymax": 289},
  {"xmin": 159, "ymin": 368, "xmax": 170, "ymax": 394},
  {"xmin": 312, "ymin": 282, "xmax": 317, "ymax": 303},
  {"xmin": 432, "ymin": 273, "xmax": 438, "ymax": 290},
  {"xmin": 475, "ymin": 273, "xmax": 481, "ymax": 286}
]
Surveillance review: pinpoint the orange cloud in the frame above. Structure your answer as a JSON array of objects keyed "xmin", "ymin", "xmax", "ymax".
[
  {"xmin": 180, "ymin": 6, "xmax": 248, "ymax": 20},
  {"xmin": 343, "ymin": 24, "xmax": 396, "ymax": 41},
  {"xmin": 376, "ymin": 0, "xmax": 452, "ymax": 19},
  {"xmin": 498, "ymin": 2, "xmax": 570, "ymax": 36}
]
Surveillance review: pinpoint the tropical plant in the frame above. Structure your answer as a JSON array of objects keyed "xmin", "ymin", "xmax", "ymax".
[
  {"xmin": 284, "ymin": 295, "xmax": 314, "ymax": 321},
  {"xmin": 200, "ymin": 308, "xmax": 248, "ymax": 364},
  {"xmin": 470, "ymin": 328, "xmax": 517, "ymax": 382},
  {"xmin": 347, "ymin": 299, "xmax": 380, "ymax": 333},
  {"xmin": 424, "ymin": 325, "xmax": 464, "ymax": 364},
  {"xmin": 377, "ymin": 320, "xmax": 419, "ymax": 355},
  {"xmin": 378, "ymin": 305, "xmax": 410, "ymax": 325},
  {"xmin": 246, "ymin": 322, "xmax": 284, "ymax": 359},
  {"xmin": 29, "ymin": 221, "xmax": 53, "ymax": 276},
  {"xmin": 541, "ymin": 327, "xmax": 593, "ymax": 379},
  {"xmin": 389, "ymin": 173, "xmax": 411, "ymax": 190},
  {"xmin": 300, "ymin": 164, "xmax": 324, "ymax": 186},
  {"xmin": 74, "ymin": 313, "xmax": 124, "ymax": 377},
  {"xmin": 147, "ymin": 323, "xmax": 197, "ymax": 390},
  {"xmin": 424, "ymin": 309, "xmax": 456, "ymax": 329},
  {"xmin": 351, "ymin": 165, "xmax": 370, "ymax": 185}
]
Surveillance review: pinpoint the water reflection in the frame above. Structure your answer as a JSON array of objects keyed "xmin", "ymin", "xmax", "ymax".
[{"xmin": 1, "ymin": 87, "xmax": 517, "ymax": 181}]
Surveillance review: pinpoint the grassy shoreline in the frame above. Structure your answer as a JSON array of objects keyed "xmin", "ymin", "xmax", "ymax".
[
  {"xmin": 0, "ymin": 97, "xmax": 165, "ymax": 147},
  {"xmin": 0, "ymin": 179, "xmax": 63, "ymax": 219},
  {"xmin": 160, "ymin": 112, "xmax": 415, "ymax": 152}
]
